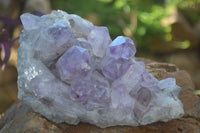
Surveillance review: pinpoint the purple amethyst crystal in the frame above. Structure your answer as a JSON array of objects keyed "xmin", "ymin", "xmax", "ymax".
[
  {"xmin": 111, "ymin": 84, "xmax": 135, "ymax": 114},
  {"xmin": 112, "ymin": 61, "xmax": 146, "ymax": 93},
  {"xmin": 101, "ymin": 36, "xmax": 136, "ymax": 80},
  {"xmin": 108, "ymin": 36, "xmax": 136, "ymax": 60},
  {"xmin": 33, "ymin": 22, "xmax": 73, "ymax": 65},
  {"xmin": 101, "ymin": 57, "xmax": 131, "ymax": 80},
  {"xmin": 17, "ymin": 10, "xmax": 184, "ymax": 128},
  {"xmin": 56, "ymin": 46, "xmax": 92, "ymax": 82},
  {"xmin": 71, "ymin": 71, "xmax": 110, "ymax": 111},
  {"xmin": 133, "ymin": 87, "xmax": 152, "ymax": 120},
  {"xmin": 46, "ymin": 23, "xmax": 72, "ymax": 47}
]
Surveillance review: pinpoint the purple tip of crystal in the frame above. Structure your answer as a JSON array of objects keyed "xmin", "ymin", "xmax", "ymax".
[
  {"xmin": 46, "ymin": 23, "xmax": 72, "ymax": 46},
  {"xmin": 133, "ymin": 87, "xmax": 152, "ymax": 119},
  {"xmin": 108, "ymin": 36, "xmax": 136, "ymax": 60},
  {"xmin": 101, "ymin": 58, "xmax": 131, "ymax": 80},
  {"xmin": 136, "ymin": 87, "xmax": 152, "ymax": 107},
  {"xmin": 71, "ymin": 71, "xmax": 110, "ymax": 111},
  {"xmin": 56, "ymin": 46, "xmax": 92, "ymax": 82},
  {"xmin": 20, "ymin": 13, "xmax": 40, "ymax": 31}
]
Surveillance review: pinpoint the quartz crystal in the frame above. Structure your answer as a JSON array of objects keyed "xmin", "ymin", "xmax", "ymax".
[
  {"xmin": 17, "ymin": 10, "xmax": 184, "ymax": 128},
  {"xmin": 20, "ymin": 13, "xmax": 41, "ymax": 31},
  {"xmin": 101, "ymin": 58, "xmax": 131, "ymax": 80},
  {"xmin": 56, "ymin": 46, "xmax": 92, "ymax": 82},
  {"xmin": 88, "ymin": 26, "xmax": 111, "ymax": 57},
  {"xmin": 108, "ymin": 36, "xmax": 136, "ymax": 60}
]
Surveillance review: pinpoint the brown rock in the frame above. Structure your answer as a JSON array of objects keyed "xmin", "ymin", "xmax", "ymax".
[
  {"xmin": 166, "ymin": 52, "xmax": 200, "ymax": 90},
  {"xmin": 0, "ymin": 58, "xmax": 200, "ymax": 133}
]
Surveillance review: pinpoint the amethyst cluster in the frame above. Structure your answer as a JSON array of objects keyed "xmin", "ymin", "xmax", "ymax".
[{"xmin": 17, "ymin": 10, "xmax": 184, "ymax": 128}]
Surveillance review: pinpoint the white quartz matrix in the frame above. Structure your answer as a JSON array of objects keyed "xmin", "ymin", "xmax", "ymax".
[{"xmin": 17, "ymin": 10, "xmax": 184, "ymax": 128}]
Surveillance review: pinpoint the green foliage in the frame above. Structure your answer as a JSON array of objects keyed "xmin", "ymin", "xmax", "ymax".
[
  {"xmin": 50, "ymin": 0, "xmax": 123, "ymax": 38},
  {"xmin": 133, "ymin": 2, "xmax": 170, "ymax": 47},
  {"xmin": 50, "ymin": 0, "xmax": 199, "ymax": 51}
]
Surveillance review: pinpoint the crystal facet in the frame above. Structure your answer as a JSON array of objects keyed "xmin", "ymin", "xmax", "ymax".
[
  {"xmin": 71, "ymin": 71, "xmax": 110, "ymax": 111},
  {"xmin": 17, "ymin": 10, "xmax": 184, "ymax": 128},
  {"xmin": 108, "ymin": 36, "xmax": 136, "ymax": 60},
  {"xmin": 88, "ymin": 26, "xmax": 111, "ymax": 57},
  {"xmin": 56, "ymin": 46, "xmax": 92, "ymax": 82},
  {"xmin": 20, "ymin": 13, "xmax": 41, "ymax": 31},
  {"xmin": 101, "ymin": 57, "xmax": 131, "ymax": 80}
]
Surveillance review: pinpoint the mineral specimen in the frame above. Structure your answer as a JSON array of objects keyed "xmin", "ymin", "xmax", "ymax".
[{"xmin": 17, "ymin": 10, "xmax": 184, "ymax": 128}]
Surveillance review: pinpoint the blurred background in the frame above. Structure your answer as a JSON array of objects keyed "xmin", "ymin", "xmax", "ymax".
[{"xmin": 0, "ymin": 0, "xmax": 200, "ymax": 114}]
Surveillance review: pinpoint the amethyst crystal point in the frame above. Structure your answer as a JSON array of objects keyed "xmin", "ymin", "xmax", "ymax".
[
  {"xmin": 67, "ymin": 14, "xmax": 93, "ymax": 38},
  {"xmin": 111, "ymin": 84, "xmax": 134, "ymax": 113},
  {"xmin": 71, "ymin": 71, "xmax": 110, "ymax": 111},
  {"xmin": 17, "ymin": 10, "xmax": 184, "ymax": 128},
  {"xmin": 20, "ymin": 13, "xmax": 40, "ymax": 31},
  {"xmin": 76, "ymin": 38, "xmax": 92, "ymax": 52},
  {"xmin": 34, "ymin": 22, "xmax": 73, "ymax": 64},
  {"xmin": 112, "ymin": 61, "xmax": 146, "ymax": 92},
  {"xmin": 133, "ymin": 87, "xmax": 152, "ymax": 120},
  {"xmin": 56, "ymin": 46, "xmax": 91, "ymax": 82},
  {"xmin": 101, "ymin": 57, "xmax": 131, "ymax": 80},
  {"xmin": 141, "ymin": 71, "xmax": 159, "ymax": 88},
  {"xmin": 108, "ymin": 36, "xmax": 136, "ymax": 60},
  {"xmin": 101, "ymin": 36, "xmax": 136, "ymax": 80},
  {"xmin": 46, "ymin": 23, "xmax": 72, "ymax": 47},
  {"xmin": 88, "ymin": 26, "xmax": 111, "ymax": 57},
  {"xmin": 158, "ymin": 78, "xmax": 181, "ymax": 97}
]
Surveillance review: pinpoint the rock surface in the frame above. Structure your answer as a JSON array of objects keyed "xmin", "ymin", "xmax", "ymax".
[
  {"xmin": 166, "ymin": 52, "xmax": 200, "ymax": 90},
  {"xmin": 1, "ymin": 59, "xmax": 200, "ymax": 133}
]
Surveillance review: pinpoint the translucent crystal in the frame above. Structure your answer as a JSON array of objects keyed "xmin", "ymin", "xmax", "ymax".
[
  {"xmin": 133, "ymin": 87, "xmax": 152, "ymax": 120},
  {"xmin": 67, "ymin": 14, "xmax": 93, "ymax": 38},
  {"xmin": 76, "ymin": 38, "xmax": 92, "ymax": 52},
  {"xmin": 101, "ymin": 57, "xmax": 131, "ymax": 80},
  {"xmin": 141, "ymin": 71, "xmax": 159, "ymax": 88},
  {"xmin": 111, "ymin": 84, "xmax": 135, "ymax": 113},
  {"xmin": 108, "ymin": 36, "xmax": 136, "ymax": 60},
  {"xmin": 71, "ymin": 71, "xmax": 110, "ymax": 111},
  {"xmin": 158, "ymin": 78, "xmax": 181, "ymax": 97},
  {"xmin": 112, "ymin": 61, "xmax": 146, "ymax": 92},
  {"xmin": 88, "ymin": 26, "xmax": 111, "ymax": 57},
  {"xmin": 20, "ymin": 13, "xmax": 41, "ymax": 31},
  {"xmin": 34, "ymin": 22, "xmax": 73, "ymax": 63},
  {"xmin": 56, "ymin": 46, "xmax": 92, "ymax": 82}
]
